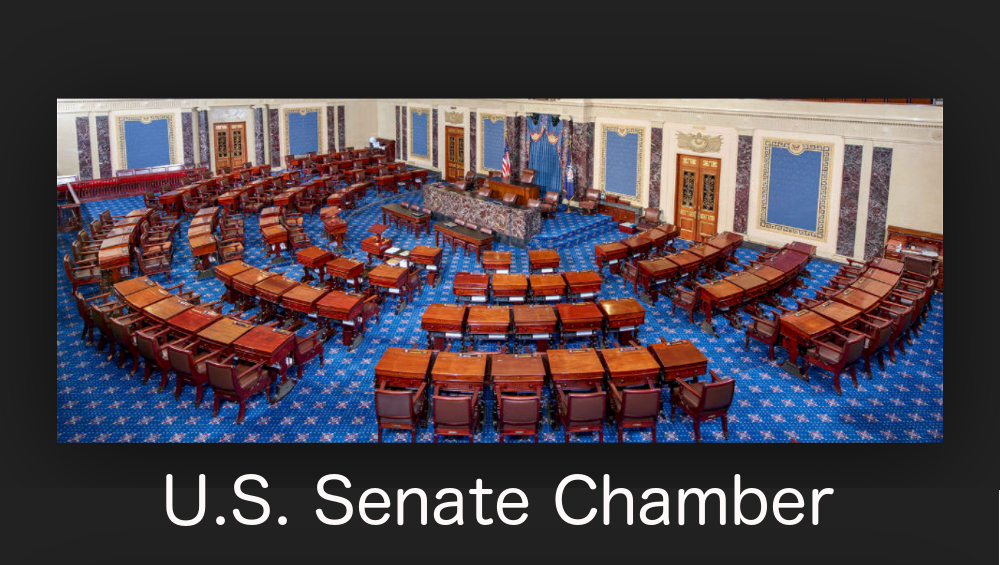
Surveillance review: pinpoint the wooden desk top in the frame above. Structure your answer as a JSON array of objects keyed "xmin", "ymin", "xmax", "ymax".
[
  {"xmin": 316, "ymin": 291, "xmax": 365, "ymax": 318},
  {"xmin": 511, "ymin": 304, "xmax": 558, "ymax": 326},
  {"xmin": 562, "ymin": 270, "xmax": 602, "ymax": 287},
  {"xmin": 599, "ymin": 346, "xmax": 661, "ymax": 376},
  {"xmin": 234, "ymin": 325, "xmax": 296, "ymax": 357},
  {"xmin": 595, "ymin": 242, "xmax": 628, "ymax": 257},
  {"xmin": 622, "ymin": 235, "xmax": 651, "ymax": 250},
  {"xmin": 831, "ymin": 287, "xmax": 880, "ymax": 312},
  {"xmin": 232, "ymin": 268, "xmax": 277, "ymax": 291},
  {"xmin": 725, "ymin": 272, "xmax": 768, "ymax": 292},
  {"xmin": 705, "ymin": 231, "xmax": 744, "ymax": 251},
  {"xmin": 143, "ymin": 296, "xmax": 194, "ymax": 323},
  {"xmin": 529, "ymin": 274, "xmax": 567, "ymax": 292},
  {"xmin": 491, "ymin": 353, "xmax": 546, "ymax": 379},
  {"xmin": 368, "ymin": 264, "xmax": 408, "ymax": 287},
  {"xmin": 767, "ymin": 250, "xmax": 808, "ymax": 273},
  {"xmin": 168, "ymin": 306, "xmax": 223, "ymax": 334},
  {"xmin": 189, "ymin": 234, "xmax": 217, "ymax": 255},
  {"xmin": 492, "ymin": 273, "xmax": 529, "ymax": 290},
  {"xmin": 281, "ymin": 284, "xmax": 330, "ymax": 311},
  {"xmin": 188, "ymin": 224, "xmax": 212, "ymax": 238},
  {"xmin": 747, "ymin": 264, "xmax": 785, "ymax": 283},
  {"xmin": 670, "ymin": 250, "xmax": 701, "ymax": 267},
  {"xmin": 254, "ymin": 275, "xmax": 300, "ymax": 301},
  {"xmin": 686, "ymin": 244, "xmax": 722, "ymax": 260},
  {"xmin": 556, "ymin": 302, "xmax": 604, "ymax": 323},
  {"xmin": 482, "ymin": 251, "xmax": 512, "ymax": 266},
  {"xmin": 194, "ymin": 206, "xmax": 219, "ymax": 217},
  {"xmin": 809, "ymin": 300, "xmax": 862, "ymax": 325},
  {"xmin": 375, "ymin": 348, "xmax": 434, "ymax": 379},
  {"xmin": 851, "ymin": 277, "xmax": 894, "ymax": 299},
  {"xmin": 870, "ymin": 257, "xmax": 904, "ymax": 274},
  {"xmin": 214, "ymin": 260, "xmax": 253, "ymax": 284},
  {"xmin": 697, "ymin": 279, "xmax": 744, "ymax": 303},
  {"xmin": 528, "ymin": 249, "xmax": 560, "ymax": 264},
  {"xmin": 295, "ymin": 246, "xmax": 333, "ymax": 268},
  {"xmin": 466, "ymin": 306, "xmax": 511, "ymax": 325},
  {"xmin": 638, "ymin": 257, "xmax": 678, "ymax": 277},
  {"xmin": 98, "ymin": 246, "xmax": 130, "ymax": 268},
  {"xmin": 785, "ymin": 241, "xmax": 817, "ymax": 257},
  {"xmin": 261, "ymin": 224, "xmax": 288, "ymax": 242},
  {"xmin": 453, "ymin": 272, "xmax": 490, "ymax": 288},
  {"xmin": 863, "ymin": 268, "xmax": 900, "ymax": 286},
  {"xmin": 113, "ymin": 276, "xmax": 155, "ymax": 297},
  {"xmin": 190, "ymin": 216, "xmax": 214, "ymax": 229},
  {"xmin": 422, "ymin": 303, "xmax": 469, "ymax": 326},
  {"xmin": 325, "ymin": 257, "xmax": 364, "ymax": 277},
  {"xmin": 598, "ymin": 297, "xmax": 646, "ymax": 319},
  {"xmin": 648, "ymin": 339, "xmax": 709, "ymax": 371},
  {"xmin": 431, "ymin": 352, "xmax": 488, "ymax": 381},
  {"xmin": 409, "ymin": 245, "xmax": 443, "ymax": 264},
  {"xmin": 100, "ymin": 234, "xmax": 131, "ymax": 250},
  {"xmin": 124, "ymin": 286, "xmax": 172, "ymax": 310},
  {"xmin": 638, "ymin": 229, "xmax": 668, "ymax": 245},
  {"xmin": 780, "ymin": 309, "xmax": 835, "ymax": 339},
  {"xmin": 547, "ymin": 348, "xmax": 604, "ymax": 380}
]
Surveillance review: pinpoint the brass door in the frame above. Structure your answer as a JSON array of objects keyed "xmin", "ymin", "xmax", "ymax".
[
  {"xmin": 444, "ymin": 126, "xmax": 465, "ymax": 182},
  {"xmin": 214, "ymin": 122, "xmax": 247, "ymax": 172},
  {"xmin": 674, "ymin": 154, "xmax": 720, "ymax": 242}
]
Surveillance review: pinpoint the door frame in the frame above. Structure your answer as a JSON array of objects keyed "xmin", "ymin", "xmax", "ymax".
[
  {"xmin": 444, "ymin": 126, "xmax": 465, "ymax": 182},
  {"xmin": 212, "ymin": 121, "xmax": 248, "ymax": 172},
  {"xmin": 674, "ymin": 153, "xmax": 721, "ymax": 242}
]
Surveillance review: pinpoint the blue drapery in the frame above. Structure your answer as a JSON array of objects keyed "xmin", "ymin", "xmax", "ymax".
[{"xmin": 526, "ymin": 114, "xmax": 563, "ymax": 194}]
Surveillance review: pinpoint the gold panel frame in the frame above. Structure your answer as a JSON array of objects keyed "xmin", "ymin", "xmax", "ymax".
[
  {"xmin": 116, "ymin": 114, "xmax": 176, "ymax": 171},
  {"xmin": 409, "ymin": 107, "xmax": 431, "ymax": 160},
  {"xmin": 282, "ymin": 107, "xmax": 322, "ymax": 158},
  {"xmin": 599, "ymin": 123, "xmax": 645, "ymax": 205},
  {"xmin": 479, "ymin": 112, "xmax": 507, "ymax": 173},
  {"xmin": 757, "ymin": 137, "xmax": 833, "ymax": 242}
]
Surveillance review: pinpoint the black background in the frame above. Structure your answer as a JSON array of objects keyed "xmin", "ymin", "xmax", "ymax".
[{"xmin": 19, "ymin": 2, "xmax": 995, "ymax": 562}]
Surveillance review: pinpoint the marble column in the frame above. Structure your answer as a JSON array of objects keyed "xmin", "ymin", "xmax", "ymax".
[
  {"xmin": 570, "ymin": 121, "xmax": 594, "ymax": 196},
  {"xmin": 96, "ymin": 115, "xmax": 111, "ymax": 179},
  {"xmin": 326, "ymin": 106, "xmax": 337, "ymax": 152},
  {"xmin": 254, "ymin": 107, "xmax": 265, "ymax": 167},
  {"xmin": 836, "ymin": 144, "xmax": 864, "ymax": 256},
  {"xmin": 395, "ymin": 106, "xmax": 401, "ymax": 158},
  {"xmin": 432, "ymin": 109, "xmax": 438, "ymax": 168},
  {"xmin": 75, "ymin": 117, "xmax": 92, "ymax": 180},
  {"xmin": 733, "ymin": 135, "xmax": 754, "ymax": 233},
  {"xmin": 268, "ymin": 108, "xmax": 281, "ymax": 168},
  {"xmin": 648, "ymin": 127, "xmax": 663, "ymax": 209},
  {"xmin": 402, "ymin": 109, "xmax": 408, "ymax": 161},
  {"xmin": 863, "ymin": 147, "xmax": 894, "ymax": 259},
  {"xmin": 469, "ymin": 111, "xmax": 477, "ymax": 173},
  {"xmin": 337, "ymin": 106, "xmax": 346, "ymax": 151},
  {"xmin": 198, "ymin": 110, "xmax": 210, "ymax": 168},
  {"xmin": 181, "ymin": 111, "xmax": 194, "ymax": 167}
]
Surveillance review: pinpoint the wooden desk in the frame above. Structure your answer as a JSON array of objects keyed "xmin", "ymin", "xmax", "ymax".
[
  {"xmin": 599, "ymin": 346, "xmax": 661, "ymax": 388},
  {"xmin": 431, "ymin": 352, "xmax": 488, "ymax": 393},
  {"xmin": 197, "ymin": 317, "xmax": 255, "ymax": 351},
  {"xmin": 670, "ymin": 250, "xmax": 702, "ymax": 277},
  {"xmin": 809, "ymin": 300, "xmax": 862, "ymax": 326},
  {"xmin": 704, "ymin": 231, "xmax": 744, "ymax": 256},
  {"xmin": 360, "ymin": 234, "xmax": 393, "ymax": 264},
  {"xmin": 168, "ymin": 305, "xmax": 223, "ymax": 336},
  {"xmin": 636, "ymin": 258, "xmax": 678, "ymax": 303},
  {"xmin": 785, "ymin": 241, "xmax": 817, "ymax": 258},
  {"xmin": 529, "ymin": 274, "xmax": 567, "ymax": 303},
  {"xmin": 863, "ymin": 267, "xmax": 901, "ymax": 286},
  {"xmin": 767, "ymin": 250, "xmax": 809, "ymax": 275},
  {"xmin": 686, "ymin": 243, "xmax": 723, "ymax": 268},
  {"xmin": 491, "ymin": 273, "xmax": 529, "ymax": 304},
  {"xmin": 409, "ymin": 245, "xmax": 444, "ymax": 286},
  {"xmin": 621, "ymin": 235, "xmax": 652, "ymax": 261},
  {"xmin": 637, "ymin": 228, "xmax": 671, "ymax": 254},
  {"xmin": 779, "ymin": 309, "xmax": 835, "ymax": 379},
  {"xmin": 555, "ymin": 302, "xmax": 604, "ymax": 347},
  {"xmin": 143, "ymin": 296, "xmax": 194, "ymax": 324},
  {"xmin": 697, "ymin": 279, "xmax": 745, "ymax": 332},
  {"xmin": 255, "ymin": 275, "xmax": 300, "ymax": 305},
  {"xmin": 598, "ymin": 298, "xmax": 645, "ymax": 345},
  {"xmin": 382, "ymin": 203, "xmax": 430, "ymax": 236},
  {"xmin": 726, "ymin": 271, "xmax": 769, "ymax": 304},
  {"xmin": 233, "ymin": 325, "xmax": 296, "ymax": 383},
  {"xmin": 98, "ymin": 246, "xmax": 130, "ymax": 273},
  {"xmin": 465, "ymin": 306, "xmax": 511, "ymax": 347},
  {"xmin": 482, "ymin": 251, "xmax": 512, "ymax": 273},
  {"xmin": 527, "ymin": 249, "xmax": 560, "ymax": 274},
  {"xmin": 123, "ymin": 286, "xmax": 172, "ymax": 311},
  {"xmin": 594, "ymin": 242, "xmax": 628, "ymax": 275},
  {"xmin": 453, "ymin": 272, "xmax": 490, "ymax": 303},
  {"xmin": 511, "ymin": 305, "xmax": 558, "ymax": 351},
  {"xmin": 434, "ymin": 222, "xmax": 493, "ymax": 262},
  {"xmin": 325, "ymin": 257, "xmax": 365, "ymax": 293},
  {"xmin": 830, "ymin": 287, "xmax": 880, "ymax": 313},
  {"xmin": 491, "ymin": 353, "xmax": 546, "ymax": 396},
  {"xmin": 851, "ymin": 277, "xmax": 894, "ymax": 299},
  {"xmin": 113, "ymin": 276, "xmax": 156, "ymax": 303},
  {"xmin": 261, "ymin": 224, "xmax": 289, "ymax": 261},
  {"xmin": 374, "ymin": 347, "xmax": 434, "ymax": 389},
  {"xmin": 485, "ymin": 177, "xmax": 540, "ymax": 206},
  {"xmin": 281, "ymin": 284, "xmax": 330, "ymax": 316},
  {"xmin": 232, "ymin": 267, "xmax": 277, "ymax": 301},
  {"xmin": 422, "ymin": 303, "xmax": 468, "ymax": 350},
  {"xmin": 869, "ymin": 257, "xmax": 904, "ymax": 275},
  {"xmin": 647, "ymin": 339, "xmax": 708, "ymax": 383},
  {"xmin": 316, "ymin": 290, "xmax": 366, "ymax": 347},
  {"xmin": 295, "ymin": 246, "xmax": 333, "ymax": 283},
  {"xmin": 547, "ymin": 348, "xmax": 605, "ymax": 392},
  {"xmin": 562, "ymin": 271, "xmax": 602, "ymax": 301},
  {"xmin": 746, "ymin": 264, "xmax": 785, "ymax": 292}
]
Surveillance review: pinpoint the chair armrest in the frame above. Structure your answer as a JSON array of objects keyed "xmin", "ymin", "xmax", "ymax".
[
  {"xmin": 674, "ymin": 379, "xmax": 701, "ymax": 396},
  {"xmin": 709, "ymin": 369, "xmax": 722, "ymax": 383},
  {"xmin": 607, "ymin": 381, "xmax": 623, "ymax": 405},
  {"xmin": 237, "ymin": 362, "xmax": 267, "ymax": 381}
]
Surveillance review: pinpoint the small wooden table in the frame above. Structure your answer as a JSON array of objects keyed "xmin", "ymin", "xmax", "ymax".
[
  {"xmin": 491, "ymin": 273, "xmax": 529, "ymax": 304},
  {"xmin": 621, "ymin": 235, "xmax": 652, "ymax": 261},
  {"xmin": 168, "ymin": 305, "xmax": 224, "ymax": 336},
  {"xmin": 636, "ymin": 257, "xmax": 678, "ymax": 303},
  {"xmin": 529, "ymin": 273, "xmax": 567, "ymax": 303},
  {"xmin": 482, "ymin": 251, "xmax": 512, "ymax": 273},
  {"xmin": 511, "ymin": 305, "xmax": 559, "ymax": 352},
  {"xmin": 368, "ymin": 264, "xmax": 410, "ymax": 313},
  {"xmin": 113, "ymin": 276, "xmax": 155, "ymax": 303},
  {"xmin": 421, "ymin": 303, "xmax": 468, "ymax": 350},
  {"xmin": 316, "ymin": 290, "xmax": 366, "ymax": 348},
  {"xmin": 123, "ymin": 286, "xmax": 172, "ymax": 311},
  {"xmin": 599, "ymin": 346, "xmax": 661, "ymax": 388},
  {"xmin": 409, "ymin": 245, "xmax": 444, "ymax": 287},
  {"xmin": 374, "ymin": 347, "xmax": 434, "ymax": 389},
  {"xmin": 562, "ymin": 271, "xmax": 602, "ymax": 302},
  {"xmin": 594, "ymin": 242, "xmax": 628, "ymax": 276},
  {"xmin": 261, "ymin": 224, "xmax": 289, "ymax": 262},
  {"xmin": 831, "ymin": 287, "xmax": 880, "ymax": 313},
  {"xmin": 295, "ymin": 246, "xmax": 333, "ymax": 283},
  {"xmin": 527, "ymin": 249, "xmax": 561, "ymax": 274},
  {"xmin": 143, "ymin": 296, "xmax": 194, "ymax": 324},
  {"xmin": 281, "ymin": 284, "xmax": 330, "ymax": 317},
  {"xmin": 197, "ymin": 316, "xmax": 255, "ymax": 351},
  {"xmin": 556, "ymin": 302, "xmax": 604, "ymax": 348},
  {"xmin": 697, "ymin": 279, "xmax": 746, "ymax": 336},
  {"xmin": 453, "ymin": 272, "xmax": 490, "ymax": 304},
  {"xmin": 809, "ymin": 300, "xmax": 862, "ymax": 326},
  {"xmin": 491, "ymin": 353, "xmax": 546, "ymax": 397},
  {"xmin": 324, "ymin": 257, "xmax": 365, "ymax": 292},
  {"xmin": 647, "ymin": 339, "xmax": 709, "ymax": 383},
  {"xmin": 670, "ymin": 250, "xmax": 703, "ymax": 277},
  {"xmin": 598, "ymin": 298, "xmax": 646, "ymax": 345},
  {"xmin": 851, "ymin": 277, "xmax": 894, "ymax": 299},
  {"xmin": 779, "ymin": 309, "xmax": 835, "ymax": 379},
  {"xmin": 465, "ymin": 306, "xmax": 511, "ymax": 349},
  {"xmin": 431, "ymin": 352, "xmax": 488, "ymax": 394},
  {"xmin": 233, "ymin": 324, "xmax": 297, "ymax": 385},
  {"xmin": 214, "ymin": 260, "xmax": 253, "ymax": 303}
]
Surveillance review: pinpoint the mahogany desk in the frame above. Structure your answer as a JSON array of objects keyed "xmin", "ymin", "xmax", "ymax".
[
  {"xmin": 361, "ymin": 224, "xmax": 392, "ymax": 264},
  {"xmin": 621, "ymin": 235, "xmax": 652, "ymax": 261},
  {"xmin": 381, "ymin": 204, "xmax": 430, "ymax": 236},
  {"xmin": 482, "ymin": 251, "xmax": 512, "ymax": 273},
  {"xmin": 830, "ymin": 287, "xmax": 880, "ymax": 313},
  {"xmin": 431, "ymin": 352, "xmax": 488, "ymax": 394},
  {"xmin": 785, "ymin": 241, "xmax": 817, "ymax": 258},
  {"xmin": 637, "ymin": 228, "xmax": 671, "ymax": 255},
  {"xmin": 697, "ymin": 279, "xmax": 745, "ymax": 336},
  {"xmin": 746, "ymin": 264, "xmax": 785, "ymax": 293},
  {"xmin": 189, "ymin": 233, "xmax": 218, "ymax": 277},
  {"xmin": 562, "ymin": 270, "xmax": 602, "ymax": 302},
  {"xmin": 599, "ymin": 346, "xmax": 661, "ymax": 388},
  {"xmin": 98, "ymin": 246, "xmax": 131, "ymax": 279},
  {"xmin": 862, "ymin": 267, "xmax": 900, "ymax": 286},
  {"xmin": 594, "ymin": 242, "xmax": 628, "ymax": 276},
  {"xmin": 636, "ymin": 257, "xmax": 678, "ymax": 303},
  {"xmin": 647, "ymin": 339, "xmax": 708, "ymax": 383},
  {"xmin": 422, "ymin": 303, "xmax": 468, "ymax": 350},
  {"xmin": 491, "ymin": 273, "xmax": 529, "ymax": 304},
  {"xmin": 368, "ymin": 264, "xmax": 410, "ymax": 313},
  {"xmin": 726, "ymin": 271, "xmax": 769, "ymax": 311},
  {"xmin": 527, "ymin": 249, "xmax": 560, "ymax": 274},
  {"xmin": 453, "ymin": 272, "xmax": 490, "ymax": 304},
  {"xmin": 409, "ymin": 245, "xmax": 444, "ymax": 287},
  {"xmin": 779, "ymin": 309, "xmax": 835, "ymax": 379},
  {"xmin": 704, "ymin": 231, "xmax": 744, "ymax": 258},
  {"xmin": 869, "ymin": 257, "xmax": 904, "ymax": 275},
  {"xmin": 123, "ymin": 285, "xmax": 172, "ymax": 311},
  {"xmin": 113, "ymin": 276, "xmax": 156, "ymax": 303},
  {"xmin": 142, "ymin": 296, "xmax": 194, "ymax": 324},
  {"xmin": 374, "ymin": 348, "xmax": 434, "ymax": 389},
  {"xmin": 491, "ymin": 353, "xmax": 546, "ymax": 399},
  {"xmin": 686, "ymin": 243, "xmax": 724, "ymax": 271},
  {"xmin": 197, "ymin": 317, "xmax": 255, "ymax": 351},
  {"xmin": 233, "ymin": 324, "xmax": 296, "ymax": 386},
  {"xmin": 808, "ymin": 300, "xmax": 862, "ymax": 327},
  {"xmin": 325, "ymin": 257, "xmax": 365, "ymax": 293},
  {"xmin": 316, "ymin": 290, "xmax": 366, "ymax": 348},
  {"xmin": 670, "ymin": 250, "xmax": 703, "ymax": 277},
  {"xmin": 546, "ymin": 348, "xmax": 605, "ymax": 417},
  {"xmin": 167, "ymin": 305, "xmax": 223, "ymax": 337},
  {"xmin": 484, "ymin": 177, "xmax": 540, "ymax": 206},
  {"xmin": 231, "ymin": 267, "xmax": 277, "ymax": 311},
  {"xmin": 261, "ymin": 224, "xmax": 289, "ymax": 263},
  {"xmin": 598, "ymin": 298, "xmax": 646, "ymax": 345},
  {"xmin": 434, "ymin": 222, "xmax": 493, "ymax": 263},
  {"xmin": 556, "ymin": 302, "xmax": 604, "ymax": 347},
  {"xmin": 465, "ymin": 306, "xmax": 511, "ymax": 350},
  {"xmin": 323, "ymin": 216, "xmax": 348, "ymax": 250},
  {"xmin": 511, "ymin": 305, "xmax": 558, "ymax": 352},
  {"xmin": 293, "ymin": 246, "xmax": 332, "ymax": 283},
  {"xmin": 529, "ymin": 274, "xmax": 567, "ymax": 303},
  {"xmin": 254, "ymin": 274, "xmax": 300, "ymax": 308},
  {"xmin": 281, "ymin": 283, "xmax": 330, "ymax": 319},
  {"xmin": 850, "ymin": 277, "xmax": 894, "ymax": 299}
]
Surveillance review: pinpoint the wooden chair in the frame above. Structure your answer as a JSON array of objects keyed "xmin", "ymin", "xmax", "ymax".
[
  {"xmin": 109, "ymin": 312, "xmax": 152, "ymax": 375},
  {"xmin": 454, "ymin": 170, "xmax": 477, "ymax": 191},
  {"xmin": 84, "ymin": 293, "xmax": 126, "ymax": 353},
  {"xmin": 143, "ymin": 190, "xmax": 163, "ymax": 213},
  {"xmin": 206, "ymin": 356, "xmax": 276, "ymax": 424},
  {"xmin": 166, "ymin": 340, "xmax": 225, "ymax": 406},
  {"xmin": 476, "ymin": 187, "xmax": 492, "ymax": 198},
  {"xmin": 140, "ymin": 224, "xmax": 173, "ymax": 256},
  {"xmin": 555, "ymin": 388, "xmax": 606, "ymax": 442},
  {"xmin": 579, "ymin": 188, "xmax": 600, "ymax": 214},
  {"xmin": 743, "ymin": 307, "xmax": 781, "ymax": 362},
  {"xmin": 670, "ymin": 370, "xmax": 735, "ymax": 442},
  {"xmin": 671, "ymin": 283, "xmax": 699, "ymax": 323},
  {"xmin": 502, "ymin": 192, "xmax": 518, "ymax": 206},
  {"xmin": 63, "ymin": 254, "xmax": 102, "ymax": 295},
  {"xmin": 637, "ymin": 207, "xmax": 662, "ymax": 231},
  {"xmin": 541, "ymin": 191, "xmax": 559, "ymax": 216},
  {"xmin": 801, "ymin": 330, "xmax": 866, "ymax": 395},
  {"xmin": 74, "ymin": 291, "xmax": 104, "ymax": 345},
  {"xmin": 432, "ymin": 391, "xmax": 481, "ymax": 442},
  {"xmin": 90, "ymin": 219, "xmax": 111, "ymax": 240},
  {"xmin": 288, "ymin": 228, "xmax": 312, "ymax": 251},
  {"xmin": 407, "ymin": 270, "xmax": 423, "ymax": 300},
  {"xmin": 71, "ymin": 239, "xmax": 98, "ymax": 263},
  {"xmin": 375, "ymin": 383, "xmax": 428, "ymax": 443},
  {"xmin": 217, "ymin": 238, "xmax": 245, "ymax": 262},
  {"xmin": 134, "ymin": 326, "xmax": 183, "ymax": 390},
  {"xmin": 137, "ymin": 249, "xmax": 172, "ymax": 281},
  {"xmin": 621, "ymin": 262, "xmax": 640, "ymax": 294},
  {"xmin": 182, "ymin": 192, "xmax": 206, "ymax": 217},
  {"xmin": 854, "ymin": 314, "xmax": 896, "ymax": 377},
  {"xmin": 497, "ymin": 394, "xmax": 541, "ymax": 443},
  {"xmin": 519, "ymin": 169, "xmax": 536, "ymax": 184},
  {"xmin": 608, "ymin": 382, "xmax": 661, "ymax": 442},
  {"xmin": 292, "ymin": 330, "xmax": 324, "ymax": 379}
]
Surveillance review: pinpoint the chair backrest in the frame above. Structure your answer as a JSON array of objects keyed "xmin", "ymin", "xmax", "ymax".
[
  {"xmin": 643, "ymin": 207, "xmax": 660, "ymax": 224},
  {"xmin": 376, "ymin": 389, "xmax": 414, "ymax": 420},
  {"xmin": 544, "ymin": 191, "xmax": 560, "ymax": 205},
  {"xmin": 500, "ymin": 395, "xmax": 540, "ymax": 426},
  {"xmin": 433, "ymin": 395, "xmax": 473, "ymax": 426},
  {"xmin": 699, "ymin": 379, "xmax": 735, "ymax": 412},
  {"xmin": 477, "ymin": 188, "xmax": 492, "ymax": 198},
  {"xmin": 585, "ymin": 188, "xmax": 601, "ymax": 201},
  {"xmin": 62, "ymin": 254, "xmax": 77, "ymax": 280},
  {"xmin": 464, "ymin": 170, "xmax": 476, "ymax": 183},
  {"xmin": 134, "ymin": 329, "xmax": 160, "ymax": 361},
  {"xmin": 519, "ymin": 169, "xmax": 536, "ymax": 183},
  {"xmin": 100, "ymin": 210, "xmax": 112, "ymax": 224},
  {"xmin": 206, "ymin": 360, "xmax": 236, "ymax": 391},
  {"xmin": 526, "ymin": 198, "xmax": 541, "ymax": 209},
  {"xmin": 843, "ymin": 332, "xmax": 866, "ymax": 364},
  {"xmin": 567, "ymin": 391, "xmax": 606, "ymax": 424},
  {"xmin": 109, "ymin": 317, "xmax": 131, "ymax": 346},
  {"xmin": 621, "ymin": 387, "xmax": 660, "ymax": 418},
  {"xmin": 166, "ymin": 344, "xmax": 195, "ymax": 374},
  {"xmin": 502, "ymin": 192, "xmax": 518, "ymax": 205}
]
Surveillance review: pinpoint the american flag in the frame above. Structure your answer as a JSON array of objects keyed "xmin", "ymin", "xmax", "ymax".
[{"xmin": 501, "ymin": 140, "xmax": 511, "ymax": 178}]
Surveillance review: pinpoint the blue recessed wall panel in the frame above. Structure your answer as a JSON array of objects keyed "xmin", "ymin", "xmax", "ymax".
[
  {"xmin": 603, "ymin": 130, "xmax": 640, "ymax": 198},
  {"xmin": 482, "ymin": 118, "xmax": 505, "ymax": 170},
  {"xmin": 764, "ymin": 147, "xmax": 823, "ymax": 233},
  {"xmin": 288, "ymin": 111, "xmax": 319, "ymax": 155},
  {"xmin": 123, "ymin": 119, "xmax": 171, "ymax": 169},
  {"xmin": 411, "ymin": 110, "xmax": 429, "ymax": 157}
]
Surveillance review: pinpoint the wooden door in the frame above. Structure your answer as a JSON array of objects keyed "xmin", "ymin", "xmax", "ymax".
[
  {"xmin": 674, "ymin": 154, "xmax": 720, "ymax": 242},
  {"xmin": 444, "ymin": 126, "xmax": 465, "ymax": 182},
  {"xmin": 214, "ymin": 122, "xmax": 247, "ymax": 172}
]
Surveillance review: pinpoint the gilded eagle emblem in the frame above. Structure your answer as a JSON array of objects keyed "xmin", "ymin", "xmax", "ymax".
[{"xmin": 677, "ymin": 132, "xmax": 722, "ymax": 153}]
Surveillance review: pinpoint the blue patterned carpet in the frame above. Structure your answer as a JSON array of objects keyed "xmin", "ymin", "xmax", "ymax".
[{"xmin": 57, "ymin": 183, "xmax": 944, "ymax": 443}]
